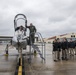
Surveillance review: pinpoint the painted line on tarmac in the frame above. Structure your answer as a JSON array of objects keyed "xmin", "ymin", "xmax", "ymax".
[
  {"xmin": 15, "ymin": 57, "xmax": 25, "ymax": 75},
  {"xmin": 18, "ymin": 66, "xmax": 22, "ymax": 75}
]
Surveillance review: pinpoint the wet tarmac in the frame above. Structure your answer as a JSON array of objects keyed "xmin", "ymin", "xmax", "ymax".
[{"xmin": 0, "ymin": 44, "xmax": 76, "ymax": 75}]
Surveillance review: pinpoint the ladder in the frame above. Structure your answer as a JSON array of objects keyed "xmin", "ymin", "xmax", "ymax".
[{"xmin": 29, "ymin": 32, "xmax": 46, "ymax": 63}]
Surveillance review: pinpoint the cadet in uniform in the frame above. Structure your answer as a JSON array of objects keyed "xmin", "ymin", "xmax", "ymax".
[
  {"xmin": 53, "ymin": 39, "xmax": 58, "ymax": 61},
  {"xmin": 74, "ymin": 40, "xmax": 76, "ymax": 55},
  {"xmin": 57, "ymin": 38, "xmax": 61, "ymax": 60},
  {"xmin": 61, "ymin": 38, "xmax": 68, "ymax": 60},
  {"xmin": 69, "ymin": 39, "xmax": 75, "ymax": 56}
]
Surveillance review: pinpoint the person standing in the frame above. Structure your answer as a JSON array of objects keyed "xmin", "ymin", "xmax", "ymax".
[
  {"xmin": 53, "ymin": 39, "xmax": 58, "ymax": 61},
  {"xmin": 27, "ymin": 23, "xmax": 37, "ymax": 43},
  {"xmin": 74, "ymin": 40, "xmax": 76, "ymax": 55},
  {"xmin": 69, "ymin": 39, "xmax": 75, "ymax": 56},
  {"xmin": 61, "ymin": 38, "xmax": 68, "ymax": 60},
  {"xmin": 57, "ymin": 38, "xmax": 61, "ymax": 60}
]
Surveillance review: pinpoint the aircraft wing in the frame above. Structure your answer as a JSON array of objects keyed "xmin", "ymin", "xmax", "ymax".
[{"xmin": 0, "ymin": 36, "xmax": 13, "ymax": 45}]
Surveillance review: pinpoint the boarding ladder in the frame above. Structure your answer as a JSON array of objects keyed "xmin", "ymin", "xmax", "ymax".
[{"xmin": 29, "ymin": 32, "xmax": 46, "ymax": 63}]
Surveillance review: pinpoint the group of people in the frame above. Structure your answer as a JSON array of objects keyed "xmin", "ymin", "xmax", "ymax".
[{"xmin": 53, "ymin": 38, "xmax": 76, "ymax": 62}]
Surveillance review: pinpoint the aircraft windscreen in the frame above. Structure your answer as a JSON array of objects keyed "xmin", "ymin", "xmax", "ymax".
[
  {"xmin": 14, "ymin": 14, "xmax": 27, "ymax": 29},
  {"xmin": 17, "ymin": 19, "xmax": 25, "ymax": 27}
]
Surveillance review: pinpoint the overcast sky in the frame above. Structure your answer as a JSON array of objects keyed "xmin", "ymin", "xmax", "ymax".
[{"xmin": 0, "ymin": 0, "xmax": 76, "ymax": 38}]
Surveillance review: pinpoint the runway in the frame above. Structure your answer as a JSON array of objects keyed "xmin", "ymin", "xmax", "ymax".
[{"xmin": 0, "ymin": 44, "xmax": 76, "ymax": 75}]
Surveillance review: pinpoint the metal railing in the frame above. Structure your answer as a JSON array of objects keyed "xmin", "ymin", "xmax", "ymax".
[{"xmin": 29, "ymin": 32, "xmax": 46, "ymax": 63}]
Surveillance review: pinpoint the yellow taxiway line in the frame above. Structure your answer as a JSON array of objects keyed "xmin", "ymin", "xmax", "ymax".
[
  {"xmin": 18, "ymin": 58, "xmax": 22, "ymax": 75},
  {"xmin": 18, "ymin": 66, "xmax": 22, "ymax": 75}
]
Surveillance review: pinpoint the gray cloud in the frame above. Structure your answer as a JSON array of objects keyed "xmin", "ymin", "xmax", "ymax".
[{"xmin": 0, "ymin": 0, "xmax": 76, "ymax": 38}]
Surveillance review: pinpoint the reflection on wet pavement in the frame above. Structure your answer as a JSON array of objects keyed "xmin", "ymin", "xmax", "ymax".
[
  {"xmin": 0, "ymin": 44, "xmax": 76, "ymax": 75},
  {"xmin": 25, "ymin": 44, "xmax": 76, "ymax": 75},
  {"xmin": 0, "ymin": 45, "xmax": 18, "ymax": 75},
  {"xmin": 0, "ymin": 56, "xmax": 17, "ymax": 75}
]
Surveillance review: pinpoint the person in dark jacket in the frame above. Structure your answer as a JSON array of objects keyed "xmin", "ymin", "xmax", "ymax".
[
  {"xmin": 61, "ymin": 38, "xmax": 68, "ymax": 60},
  {"xmin": 27, "ymin": 23, "xmax": 36, "ymax": 43},
  {"xmin": 69, "ymin": 39, "xmax": 75, "ymax": 56},
  {"xmin": 74, "ymin": 40, "xmax": 76, "ymax": 55},
  {"xmin": 57, "ymin": 38, "xmax": 61, "ymax": 60},
  {"xmin": 53, "ymin": 39, "xmax": 58, "ymax": 61}
]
